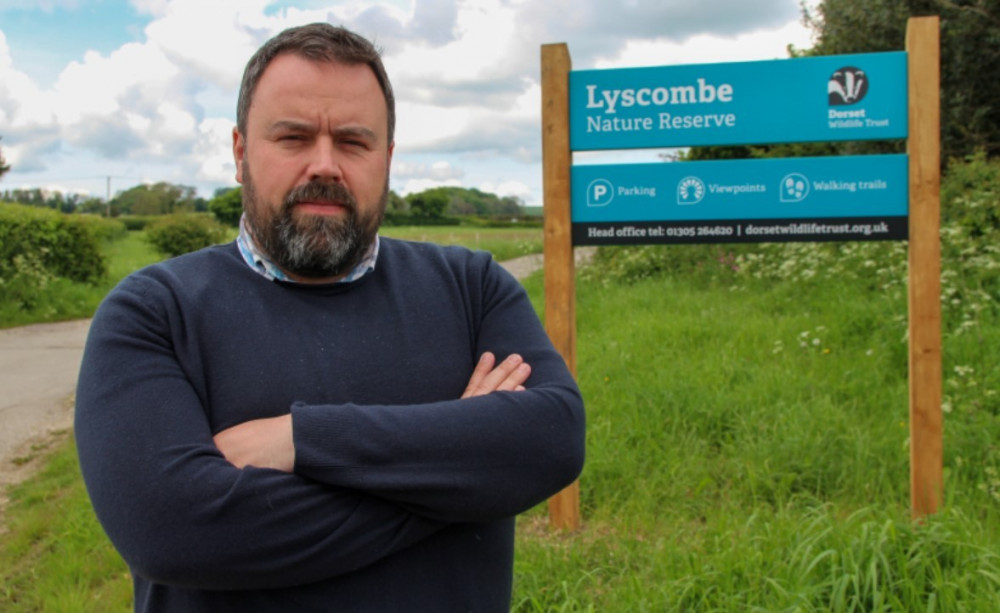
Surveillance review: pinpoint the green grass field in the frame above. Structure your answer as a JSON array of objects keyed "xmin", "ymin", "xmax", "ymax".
[
  {"xmin": 2, "ymin": 224, "xmax": 998, "ymax": 611},
  {"xmin": 380, "ymin": 225, "xmax": 542, "ymax": 262}
]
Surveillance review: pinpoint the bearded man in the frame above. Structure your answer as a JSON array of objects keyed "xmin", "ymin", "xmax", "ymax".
[{"xmin": 75, "ymin": 22, "xmax": 585, "ymax": 613}]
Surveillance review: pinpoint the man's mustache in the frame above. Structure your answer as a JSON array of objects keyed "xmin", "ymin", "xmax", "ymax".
[{"xmin": 283, "ymin": 182, "xmax": 358, "ymax": 212}]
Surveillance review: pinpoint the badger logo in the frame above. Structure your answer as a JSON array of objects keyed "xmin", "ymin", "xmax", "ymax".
[{"xmin": 828, "ymin": 66, "xmax": 868, "ymax": 106}]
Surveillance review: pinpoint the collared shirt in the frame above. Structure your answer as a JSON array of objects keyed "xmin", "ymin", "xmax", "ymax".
[{"xmin": 236, "ymin": 214, "xmax": 379, "ymax": 284}]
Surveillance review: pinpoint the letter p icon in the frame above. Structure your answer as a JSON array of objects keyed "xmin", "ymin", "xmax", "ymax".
[{"xmin": 588, "ymin": 179, "xmax": 614, "ymax": 207}]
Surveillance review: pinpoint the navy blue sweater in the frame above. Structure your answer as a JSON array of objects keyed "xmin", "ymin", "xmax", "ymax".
[{"xmin": 75, "ymin": 238, "xmax": 585, "ymax": 612}]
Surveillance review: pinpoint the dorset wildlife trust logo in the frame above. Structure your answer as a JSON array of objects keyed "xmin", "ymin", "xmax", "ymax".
[{"xmin": 828, "ymin": 66, "xmax": 868, "ymax": 106}]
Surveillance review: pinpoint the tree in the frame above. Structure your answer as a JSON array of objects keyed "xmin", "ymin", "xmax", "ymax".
[
  {"xmin": 804, "ymin": 0, "xmax": 1000, "ymax": 162},
  {"xmin": 0, "ymin": 136, "xmax": 10, "ymax": 181},
  {"xmin": 78, "ymin": 197, "xmax": 108, "ymax": 215},
  {"xmin": 386, "ymin": 190, "xmax": 408, "ymax": 214},
  {"xmin": 113, "ymin": 182, "xmax": 198, "ymax": 216},
  {"xmin": 208, "ymin": 186, "xmax": 243, "ymax": 227},
  {"xmin": 407, "ymin": 190, "xmax": 449, "ymax": 219},
  {"xmin": 405, "ymin": 186, "xmax": 525, "ymax": 217}
]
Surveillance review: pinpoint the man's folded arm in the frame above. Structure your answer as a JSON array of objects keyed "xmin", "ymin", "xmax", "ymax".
[{"xmin": 75, "ymin": 282, "xmax": 447, "ymax": 591}]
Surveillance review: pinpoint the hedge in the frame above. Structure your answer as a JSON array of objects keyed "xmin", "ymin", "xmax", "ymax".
[
  {"xmin": 0, "ymin": 203, "xmax": 111, "ymax": 283},
  {"xmin": 145, "ymin": 213, "xmax": 231, "ymax": 258}
]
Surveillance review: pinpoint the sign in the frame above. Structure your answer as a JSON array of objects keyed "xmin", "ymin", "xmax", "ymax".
[
  {"xmin": 570, "ymin": 52, "xmax": 907, "ymax": 151},
  {"xmin": 572, "ymin": 154, "xmax": 908, "ymax": 244}
]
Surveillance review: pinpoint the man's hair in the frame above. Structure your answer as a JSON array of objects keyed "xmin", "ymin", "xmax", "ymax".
[{"xmin": 237, "ymin": 23, "xmax": 395, "ymax": 144}]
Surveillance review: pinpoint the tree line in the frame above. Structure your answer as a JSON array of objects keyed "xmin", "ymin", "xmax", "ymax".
[
  {"xmin": 1, "ymin": 182, "xmax": 207, "ymax": 217},
  {"xmin": 207, "ymin": 185, "xmax": 527, "ymax": 227},
  {"xmin": 1, "ymin": 179, "xmax": 528, "ymax": 227}
]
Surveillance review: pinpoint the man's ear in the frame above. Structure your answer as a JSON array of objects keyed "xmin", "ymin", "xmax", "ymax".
[{"xmin": 233, "ymin": 127, "xmax": 245, "ymax": 184}]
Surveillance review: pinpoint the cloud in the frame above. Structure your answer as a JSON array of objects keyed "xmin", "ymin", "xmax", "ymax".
[
  {"xmin": 0, "ymin": 124, "xmax": 62, "ymax": 173},
  {"xmin": 193, "ymin": 117, "xmax": 238, "ymax": 184},
  {"xmin": 477, "ymin": 179, "xmax": 531, "ymax": 200},
  {"xmin": 141, "ymin": 0, "xmax": 264, "ymax": 89},
  {"xmin": 0, "ymin": 30, "xmax": 60, "ymax": 170},
  {"xmin": 393, "ymin": 159, "xmax": 466, "ymax": 181},
  {"xmin": 352, "ymin": 0, "xmax": 459, "ymax": 46}
]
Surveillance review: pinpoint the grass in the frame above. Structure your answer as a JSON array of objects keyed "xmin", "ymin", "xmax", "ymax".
[
  {"xmin": 380, "ymin": 225, "xmax": 543, "ymax": 262},
  {"xmin": 508, "ymin": 236, "xmax": 999, "ymax": 611},
  {"xmin": 2, "ymin": 223, "xmax": 998, "ymax": 611},
  {"xmin": 0, "ymin": 438, "xmax": 132, "ymax": 612}
]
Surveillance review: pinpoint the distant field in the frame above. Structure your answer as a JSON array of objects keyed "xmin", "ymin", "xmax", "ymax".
[{"xmin": 380, "ymin": 225, "xmax": 543, "ymax": 262}]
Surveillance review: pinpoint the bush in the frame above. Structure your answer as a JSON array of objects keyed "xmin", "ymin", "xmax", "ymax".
[
  {"xmin": 118, "ymin": 215, "xmax": 159, "ymax": 231},
  {"xmin": 583, "ymin": 243, "xmax": 749, "ymax": 286},
  {"xmin": 0, "ymin": 203, "xmax": 107, "ymax": 284},
  {"xmin": 145, "ymin": 213, "xmax": 230, "ymax": 258},
  {"xmin": 208, "ymin": 187, "xmax": 243, "ymax": 227},
  {"xmin": 942, "ymin": 150, "xmax": 1000, "ymax": 238},
  {"xmin": 71, "ymin": 214, "xmax": 128, "ymax": 242}
]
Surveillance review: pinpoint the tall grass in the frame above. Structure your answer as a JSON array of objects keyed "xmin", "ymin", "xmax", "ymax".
[{"xmin": 510, "ymin": 226, "xmax": 998, "ymax": 611}]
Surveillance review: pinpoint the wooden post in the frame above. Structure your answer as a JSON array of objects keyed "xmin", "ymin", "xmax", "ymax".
[
  {"xmin": 541, "ymin": 43, "xmax": 580, "ymax": 531},
  {"xmin": 906, "ymin": 16, "xmax": 942, "ymax": 518}
]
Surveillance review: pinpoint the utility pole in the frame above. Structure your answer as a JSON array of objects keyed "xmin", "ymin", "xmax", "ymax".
[{"xmin": 106, "ymin": 176, "xmax": 111, "ymax": 217}]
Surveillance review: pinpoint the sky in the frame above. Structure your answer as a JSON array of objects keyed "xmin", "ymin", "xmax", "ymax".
[{"xmin": 0, "ymin": 0, "xmax": 819, "ymax": 206}]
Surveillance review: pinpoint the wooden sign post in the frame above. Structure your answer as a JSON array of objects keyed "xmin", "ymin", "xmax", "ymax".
[
  {"xmin": 541, "ymin": 43, "xmax": 580, "ymax": 531},
  {"xmin": 540, "ymin": 17, "xmax": 942, "ymax": 527},
  {"xmin": 906, "ymin": 16, "xmax": 942, "ymax": 518}
]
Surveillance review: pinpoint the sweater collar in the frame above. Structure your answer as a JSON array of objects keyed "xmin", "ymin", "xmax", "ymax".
[{"xmin": 236, "ymin": 214, "xmax": 379, "ymax": 284}]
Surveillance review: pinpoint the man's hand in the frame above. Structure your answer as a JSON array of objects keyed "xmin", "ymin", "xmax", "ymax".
[
  {"xmin": 462, "ymin": 352, "xmax": 531, "ymax": 399},
  {"xmin": 214, "ymin": 414, "xmax": 295, "ymax": 472}
]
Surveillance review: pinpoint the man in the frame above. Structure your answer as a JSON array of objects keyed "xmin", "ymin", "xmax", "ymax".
[{"xmin": 75, "ymin": 23, "xmax": 585, "ymax": 613}]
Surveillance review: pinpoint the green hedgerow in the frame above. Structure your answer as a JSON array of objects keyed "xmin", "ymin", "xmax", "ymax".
[{"xmin": 145, "ymin": 213, "xmax": 231, "ymax": 258}]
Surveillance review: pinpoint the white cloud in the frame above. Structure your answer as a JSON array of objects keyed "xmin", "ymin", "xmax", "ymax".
[
  {"xmin": 597, "ymin": 19, "xmax": 815, "ymax": 69},
  {"xmin": 193, "ymin": 117, "xmax": 237, "ymax": 184},
  {"xmin": 393, "ymin": 159, "xmax": 465, "ymax": 181},
  {"xmin": 397, "ymin": 176, "xmax": 462, "ymax": 195},
  {"xmin": 141, "ymin": 0, "xmax": 266, "ymax": 89},
  {"xmin": 128, "ymin": 0, "xmax": 171, "ymax": 17},
  {"xmin": 477, "ymin": 179, "xmax": 531, "ymax": 201}
]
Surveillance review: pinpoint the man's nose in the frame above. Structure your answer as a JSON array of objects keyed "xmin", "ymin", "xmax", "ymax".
[{"xmin": 306, "ymin": 140, "xmax": 344, "ymax": 183}]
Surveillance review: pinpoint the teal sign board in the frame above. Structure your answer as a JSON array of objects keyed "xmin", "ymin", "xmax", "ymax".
[
  {"xmin": 570, "ymin": 51, "xmax": 907, "ymax": 151},
  {"xmin": 572, "ymin": 155, "xmax": 908, "ymax": 245}
]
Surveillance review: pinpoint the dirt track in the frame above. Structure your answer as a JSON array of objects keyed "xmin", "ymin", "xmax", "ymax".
[{"xmin": 0, "ymin": 318, "xmax": 90, "ymax": 505}]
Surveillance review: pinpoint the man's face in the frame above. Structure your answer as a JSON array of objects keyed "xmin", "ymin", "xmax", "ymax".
[{"xmin": 233, "ymin": 53, "xmax": 394, "ymax": 282}]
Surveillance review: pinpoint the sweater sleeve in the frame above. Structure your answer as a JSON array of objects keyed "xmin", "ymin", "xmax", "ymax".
[
  {"xmin": 291, "ymin": 257, "xmax": 586, "ymax": 522},
  {"xmin": 74, "ymin": 275, "xmax": 447, "ymax": 591}
]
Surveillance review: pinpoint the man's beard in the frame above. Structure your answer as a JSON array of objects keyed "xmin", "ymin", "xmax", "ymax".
[{"xmin": 242, "ymin": 163, "xmax": 386, "ymax": 280}]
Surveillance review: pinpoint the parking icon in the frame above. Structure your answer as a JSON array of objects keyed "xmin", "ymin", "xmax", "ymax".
[{"xmin": 587, "ymin": 179, "xmax": 614, "ymax": 207}]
